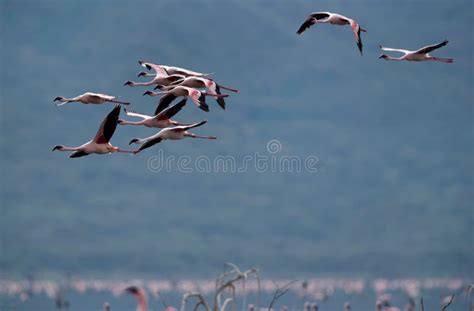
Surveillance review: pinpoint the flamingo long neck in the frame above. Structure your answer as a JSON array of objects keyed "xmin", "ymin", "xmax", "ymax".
[
  {"xmin": 59, "ymin": 146, "xmax": 80, "ymax": 151},
  {"xmin": 55, "ymin": 98, "xmax": 75, "ymax": 106},
  {"xmin": 131, "ymin": 80, "xmax": 155, "ymax": 86},
  {"xmin": 154, "ymin": 91, "xmax": 170, "ymax": 96},
  {"xmin": 134, "ymin": 292, "xmax": 148, "ymax": 311},
  {"xmin": 131, "ymin": 138, "xmax": 145, "ymax": 145},
  {"xmin": 119, "ymin": 120, "xmax": 145, "ymax": 126},
  {"xmin": 386, "ymin": 55, "xmax": 404, "ymax": 61},
  {"xmin": 116, "ymin": 148, "xmax": 136, "ymax": 154},
  {"xmin": 62, "ymin": 97, "xmax": 75, "ymax": 102}
]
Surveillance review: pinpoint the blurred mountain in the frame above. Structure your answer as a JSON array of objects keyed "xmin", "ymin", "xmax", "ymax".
[{"xmin": 0, "ymin": 0, "xmax": 472, "ymax": 278}]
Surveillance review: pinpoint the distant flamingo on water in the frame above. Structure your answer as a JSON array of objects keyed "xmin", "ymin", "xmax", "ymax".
[
  {"xmin": 379, "ymin": 40, "xmax": 453, "ymax": 63},
  {"xmin": 52, "ymin": 105, "xmax": 134, "ymax": 158},
  {"xmin": 125, "ymin": 286, "xmax": 148, "ymax": 311},
  {"xmin": 54, "ymin": 92, "xmax": 129, "ymax": 106},
  {"xmin": 297, "ymin": 12, "xmax": 366, "ymax": 55},
  {"xmin": 118, "ymin": 98, "xmax": 190, "ymax": 128},
  {"xmin": 129, "ymin": 120, "xmax": 216, "ymax": 154}
]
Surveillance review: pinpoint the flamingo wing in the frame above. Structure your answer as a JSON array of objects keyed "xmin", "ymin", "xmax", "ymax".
[
  {"xmin": 166, "ymin": 75, "xmax": 186, "ymax": 85},
  {"xmin": 187, "ymin": 89, "xmax": 210, "ymax": 112},
  {"xmin": 379, "ymin": 46, "xmax": 410, "ymax": 54},
  {"xmin": 214, "ymin": 84, "xmax": 226, "ymax": 110},
  {"xmin": 138, "ymin": 61, "xmax": 169, "ymax": 77},
  {"xmin": 155, "ymin": 93, "xmax": 178, "ymax": 115},
  {"xmin": 137, "ymin": 137, "xmax": 163, "ymax": 152},
  {"xmin": 156, "ymin": 98, "xmax": 187, "ymax": 120},
  {"xmin": 69, "ymin": 150, "xmax": 89, "ymax": 158},
  {"xmin": 297, "ymin": 13, "xmax": 330, "ymax": 34},
  {"xmin": 297, "ymin": 17, "xmax": 316, "ymax": 34},
  {"xmin": 415, "ymin": 40, "xmax": 448, "ymax": 54},
  {"xmin": 93, "ymin": 105, "xmax": 121, "ymax": 144},
  {"xmin": 353, "ymin": 24, "xmax": 364, "ymax": 55},
  {"xmin": 179, "ymin": 120, "xmax": 207, "ymax": 131},
  {"xmin": 310, "ymin": 12, "xmax": 331, "ymax": 20},
  {"xmin": 124, "ymin": 109, "xmax": 149, "ymax": 119},
  {"xmin": 86, "ymin": 92, "xmax": 115, "ymax": 101}
]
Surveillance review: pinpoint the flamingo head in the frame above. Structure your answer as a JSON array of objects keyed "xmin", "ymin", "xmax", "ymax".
[
  {"xmin": 125, "ymin": 286, "xmax": 139, "ymax": 295},
  {"xmin": 379, "ymin": 54, "xmax": 388, "ymax": 59},
  {"xmin": 53, "ymin": 96, "xmax": 65, "ymax": 102},
  {"xmin": 143, "ymin": 90, "xmax": 154, "ymax": 96},
  {"xmin": 52, "ymin": 145, "xmax": 64, "ymax": 151},
  {"xmin": 124, "ymin": 81, "xmax": 133, "ymax": 86},
  {"xmin": 129, "ymin": 138, "xmax": 140, "ymax": 145},
  {"xmin": 137, "ymin": 71, "xmax": 148, "ymax": 77}
]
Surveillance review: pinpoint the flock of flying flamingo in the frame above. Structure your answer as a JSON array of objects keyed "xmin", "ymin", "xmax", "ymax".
[
  {"xmin": 52, "ymin": 61, "xmax": 237, "ymax": 158},
  {"xmin": 51, "ymin": 9, "xmax": 453, "ymax": 159}
]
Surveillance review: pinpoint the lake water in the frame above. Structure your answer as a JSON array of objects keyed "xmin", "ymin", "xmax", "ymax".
[{"xmin": 0, "ymin": 278, "xmax": 471, "ymax": 311}]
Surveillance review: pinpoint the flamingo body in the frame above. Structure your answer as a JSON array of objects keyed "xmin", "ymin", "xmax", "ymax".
[
  {"xmin": 54, "ymin": 92, "xmax": 129, "ymax": 106},
  {"xmin": 379, "ymin": 40, "xmax": 453, "ymax": 63},
  {"xmin": 52, "ymin": 105, "xmax": 134, "ymax": 158},
  {"xmin": 129, "ymin": 120, "xmax": 216, "ymax": 154},
  {"xmin": 297, "ymin": 12, "xmax": 366, "ymax": 54}
]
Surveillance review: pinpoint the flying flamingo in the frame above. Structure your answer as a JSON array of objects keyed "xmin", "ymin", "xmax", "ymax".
[
  {"xmin": 296, "ymin": 12, "xmax": 367, "ymax": 55},
  {"xmin": 159, "ymin": 76, "xmax": 238, "ymax": 110},
  {"xmin": 52, "ymin": 105, "xmax": 134, "ymax": 158},
  {"xmin": 143, "ymin": 86, "xmax": 229, "ymax": 113},
  {"xmin": 125, "ymin": 286, "xmax": 148, "ymax": 311},
  {"xmin": 378, "ymin": 40, "xmax": 453, "ymax": 63},
  {"xmin": 138, "ymin": 61, "xmax": 212, "ymax": 77},
  {"xmin": 129, "ymin": 120, "xmax": 216, "ymax": 154},
  {"xmin": 53, "ymin": 92, "xmax": 129, "ymax": 106},
  {"xmin": 124, "ymin": 74, "xmax": 185, "ymax": 88},
  {"xmin": 118, "ymin": 98, "xmax": 190, "ymax": 128}
]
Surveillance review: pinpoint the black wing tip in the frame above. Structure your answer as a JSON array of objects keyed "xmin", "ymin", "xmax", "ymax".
[
  {"xmin": 296, "ymin": 26, "xmax": 306, "ymax": 35},
  {"xmin": 177, "ymin": 98, "xmax": 187, "ymax": 106},
  {"xmin": 200, "ymin": 104, "xmax": 210, "ymax": 112}
]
